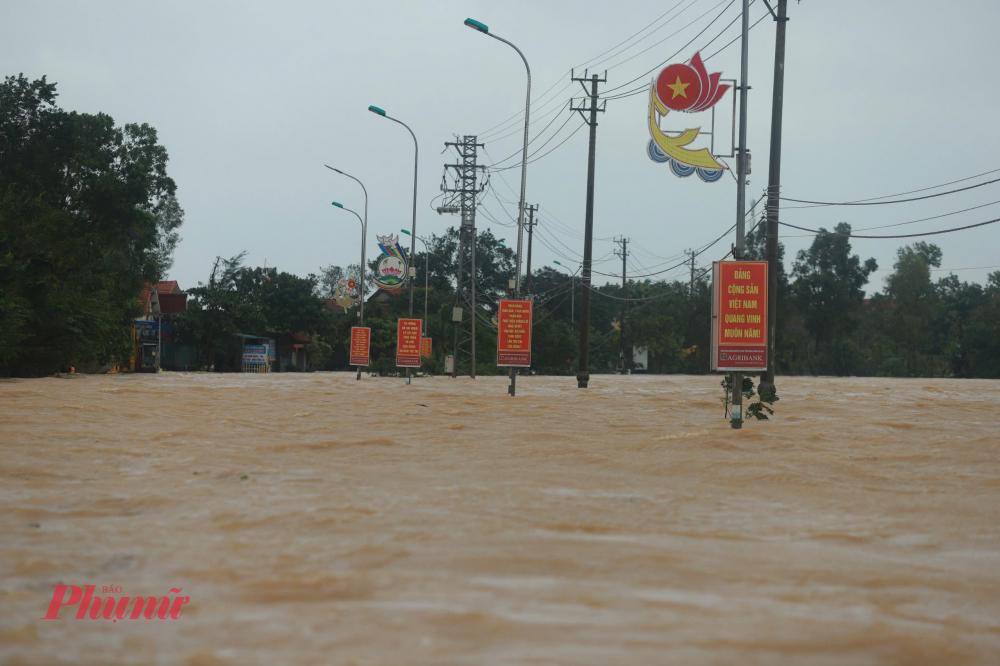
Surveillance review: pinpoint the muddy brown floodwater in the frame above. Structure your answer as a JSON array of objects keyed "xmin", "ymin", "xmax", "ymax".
[{"xmin": 1, "ymin": 372, "xmax": 999, "ymax": 665}]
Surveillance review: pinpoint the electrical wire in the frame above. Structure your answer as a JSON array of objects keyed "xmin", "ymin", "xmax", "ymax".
[
  {"xmin": 573, "ymin": 0, "xmax": 695, "ymax": 71},
  {"xmin": 484, "ymin": 110, "xmax": 576, "ymax": 169},
  {"xmin": 599, "ymin": 0, "xmax": 738, "ymax": 100},
  {"xmin": 931, "ymin": 264, "xmax": 1000, "ymax": 272},
  {"xmin": 703, "ymin": 10, "xmax": 769, "ymax": 61},
  {"xmin": 599, "ymin": 0, "xmax": 733, "ymax": 74},
  {"xmin": 786, "ymin": 199, "xmax": 1000, "ymax": 233},
  {"xmin": 779, "ymin": 216, "xmax": 1000, "ymax": 239},
  {"xmin": 780, "ymin": 174, "xmax": 1000, "ymax": 207},
  {"xmin": 487, "ymin": 119, "xmax": 589, "ymax": 172},
  {"xmin": 477, "ymin": 0, "xmax": 701, "ymax": 141}
]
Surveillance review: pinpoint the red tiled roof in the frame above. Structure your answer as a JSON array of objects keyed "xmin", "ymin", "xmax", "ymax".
[
  {"xmin": 138, "ymin": 281, "xmax": 185, "ymax": 313},
  {"xmin": 290, "ymin": 332, "xmax": 311, "ymax": 344},
  {"xmin": 138, "ymin": 284, "xmax": 154, "ymax": 310},
  {"xmin": 157, "ymin": 281, "xmax": 181, "ymax": 294},
  {"xmin": 324, "ymin": 299, "xmax": 344, "ymax": 313}
]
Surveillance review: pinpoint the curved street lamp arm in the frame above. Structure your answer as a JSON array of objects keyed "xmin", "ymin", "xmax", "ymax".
[{"xmin": 484, "ymin": 32, "xmax": 530, "ymax": 297}]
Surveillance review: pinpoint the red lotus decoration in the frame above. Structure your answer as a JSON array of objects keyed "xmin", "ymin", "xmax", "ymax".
[{"xmin": 655, "ymin": 52, "xmax": 730, "ymax": 114}]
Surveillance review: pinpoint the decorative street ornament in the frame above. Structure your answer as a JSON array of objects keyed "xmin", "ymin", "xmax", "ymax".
[
  {"xmin": 333, "ymin": 278, "xmax": 358, "ymax": 308},
  {"xmin": 373, "ymin": 234, "xmax": 409, "ymax": 290},
  {"xmin": 648, "ymin": 51, "xmax": 729, "ymax": 183}
]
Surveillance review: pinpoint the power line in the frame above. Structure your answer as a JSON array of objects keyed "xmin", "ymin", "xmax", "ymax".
[
  {"xmin": 780, "ymin": 175, "xmax": 1000, "ymax": 207},
  {"xmin": 603, "ymin": 3, "xmax": 768, "ymax": 101},
  {"xmin": 703, "ymin": 9, "xmax": 769, "ymax": 61},
  {"xmin": 788, "ymin": 199, "xmax": 1000, "ymax": 233},
  {"xmin": 477, "ymin": 0, "xmax": 704, "ymax": 140},
  {"xmin": 484, "ymin": 109, "xmax": 575, "ymax": 168},
  {"xmin": 477, "ymin": 77, "xmax": 573, "ymax": 139},
  {"xmin": 573, "ymin": 0, "xmax": 695, "ymax": 71},
  {"xmin": 779, "ymin": 216, "xmax": 1000, "ymax": 239},
  {"xmin": 600, "ymin": 0, "xmax": 733, "ymax": 74},
  {"xmin": 600, "ymin": 0, "xmax": 738, "ymax": 100},
  {"xmin": 931, "ymin": 264, "xmax": 1000, "ymax": 272},
  {"xmin": 482, "ymin": 99, "xmax": 567, "ymax": 145},
  {"xmin": 487, "ymin": 119, "xmax": 588, "ymax": 172}
]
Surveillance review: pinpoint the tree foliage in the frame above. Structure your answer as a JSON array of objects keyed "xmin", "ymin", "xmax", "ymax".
[{"xmin": 0, "ymin": 74, "xmax": 182, "ymax": 376}]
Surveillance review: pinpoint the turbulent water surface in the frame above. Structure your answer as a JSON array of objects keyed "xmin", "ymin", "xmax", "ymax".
[{"xmin": 1, "ymin": 372, "xmax": 998, "ymax": 665}]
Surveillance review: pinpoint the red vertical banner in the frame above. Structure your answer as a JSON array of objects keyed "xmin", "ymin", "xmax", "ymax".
[
  {"xmin": 350, "ymin": 327, "xmax": 371, "ymax": 366},
  {"xmin": 420, "ymin": 337, "xmax": 432, "ymax": 358},
  {"xmin": 712, "ymin": 260, "xmax": 768, "ymax": 371},
  {"xmin": 497, "ymin": 299, "xmax": 533, "ymax": 367},
  {"xmin": 396, "ymin": 318, "xmax": 422, "ymax": 367}
]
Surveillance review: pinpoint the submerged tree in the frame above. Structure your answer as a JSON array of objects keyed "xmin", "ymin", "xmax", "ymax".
[
  {"xmin": 0, "ymin": 74, "xmax": 183, "ymax": 376},
  {"xmin": 791, "ymin": 223, "xmax": 877, "ymax": 370}
]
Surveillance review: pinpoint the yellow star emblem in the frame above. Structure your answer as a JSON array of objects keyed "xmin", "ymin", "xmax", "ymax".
[{"xmin": 667, "ymin": 75, "xmax": 690, "ymax": 99}]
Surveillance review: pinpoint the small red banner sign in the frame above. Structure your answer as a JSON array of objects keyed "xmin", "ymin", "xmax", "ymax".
[
  {"xmin": 350, "ymin": 327, "xmax": 370, "ymax": 367},
  {"xmin": 396, "ymin": 318, "xmax": 423, "ymax": 367},
  {"xmin": 497, "ymin": 299, "xmax": 532, "ymax": 367},
  {"xmin": 712, "ymin": 260, "xmax": 768, "ymax": 371},
  {"xmin": 420, "ymin": 336, "xmax": 432, "ymax": 358}
]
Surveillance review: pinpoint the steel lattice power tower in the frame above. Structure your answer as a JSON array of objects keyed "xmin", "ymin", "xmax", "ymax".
[{"xmin": 438, "ymin": 135, "xmax": 486, "ymax": 378}]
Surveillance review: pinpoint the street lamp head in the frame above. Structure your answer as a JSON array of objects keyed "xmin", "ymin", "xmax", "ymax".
[
  {"xmin": 464, "ymin": 18, "xmax": 489, "ymax": 33},
  {"xmin": 498, "ymin": 242, "xmax": 507, "ymax": 248},
  {"xmin": 331, "ymin": 201, "xmax": 344, "ymax": 208},
  {"xmin": 645, "ymin": 279, "xmax": 652, "ymax": 284},
  {"xmin": 368, "ymin": 105, "xmax": 386, "ymax": 117},
  {"xmin": 324, "ymin": 164, "xmax": 342, "ymax": 174},
  {"xmin": 553, "ymin": 260, "xmax": 562, "ymax": 266},
  {"xmin": 400, "ymin": 228, "xmax": 411, "ymax": 235}
]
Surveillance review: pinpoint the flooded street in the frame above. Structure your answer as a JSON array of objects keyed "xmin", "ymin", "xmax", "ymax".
[{"xmin": 1, "ymin": 372, "xmax": 998, "ymax": 665}]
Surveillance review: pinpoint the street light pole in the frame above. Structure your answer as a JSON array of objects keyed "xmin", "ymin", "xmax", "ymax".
[
  {"xmin": 331, "ymin": 201, "xmax": 366, "ymax": 378},
  {"xmin": 368, "ymin": 105, "xmax": 419, "ymax": 382},
  {"xmin": 553, "ymin": 260, "xmax": 579, "ymax": 324},
  {"xmin": 325, "ymin": 166, "xmax": 368, "ymax": 381},
  {"xmin": 464, "ymin": 18, "xmax": 531, "ymax": 398},
  {"xmin": 400, "ymin": 229, "xmax": 429, "ymax": 336}
]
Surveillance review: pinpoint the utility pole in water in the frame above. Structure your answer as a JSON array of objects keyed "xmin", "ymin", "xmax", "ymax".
[
  {"xmin": 731, "ymin": 0, "xmax": 751, "ymax": 429},
  {"xmin": 440, "ymin": 136, "xmax": 486, "ymax": 379},
  {"xmin": 571, "ymin": 70, "xmax": 607, "ymax": 389},
  {"xmin": 524, "ymin": 204, "xmax": 538, "ymax": 294},
  {"xmin": 614, "ymin": 236, "xmax": 629, "ymax": 373},
  {"xmin": 759, "ymin": 0, "xmax": 789, "ymax": 397}
]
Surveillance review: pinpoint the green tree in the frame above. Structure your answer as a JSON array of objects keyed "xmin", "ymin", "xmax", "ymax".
[
  {"xmin": 0, "ymin": 74, "xmax": 181, "ymax": 376},
  {"xmin": 884, "ymin": 242, "xmax": 942, "ymax": 375},
  {"xmin": 791, "ymin": 223, "xmax": 877, "ymax": 370}
]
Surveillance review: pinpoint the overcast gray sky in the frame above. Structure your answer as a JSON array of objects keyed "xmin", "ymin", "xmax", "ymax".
[{"xmin": 5, "ymin": 1, "xmax": 1000, "ymax": 293}]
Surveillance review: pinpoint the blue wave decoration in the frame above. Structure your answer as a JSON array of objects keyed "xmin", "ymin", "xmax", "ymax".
[
  {"xmin": 647, "ymin": 139, "xmax": 670, "ymax": 164},
  {"xmin": 696, "ymin": 167, "xmax": 724, "ymax": 183},
  {"xmin": 669, "ymin": 159, "xmax": 696, "ymax": 178}
]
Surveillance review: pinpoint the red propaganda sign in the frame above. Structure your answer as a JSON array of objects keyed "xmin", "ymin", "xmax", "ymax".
[
  {"xmin": 712, "ymin": 261, "xmax": 768, "ymax": 371},
  {"xmin": 396, "ymin": 318, "xmax": 422, "ymax": 367},
  {"xmin": 350, "ymin": 327, "xmax": 370, "ymax": 366},
  {"xmin": 420, "ymin": 337, "xmax": 432, "ymax": 358},
  {"xmin": 496, "ymin": 299, "xmax": 532, "ymax": 367}
]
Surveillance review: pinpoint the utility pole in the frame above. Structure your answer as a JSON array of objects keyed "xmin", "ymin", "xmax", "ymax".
[
  {"xmin": 688, "ymin": 249, "xmax": 697, "ymax": 298},
  {"xmin": 439, "ymin": 135, "xmax": 486, "ymax": 379},
  {"xmin": 571, "ymin": 70, "xmax": 607, "ymax": 389},
  {"xmin": 731, "ymin": 0, "xmax": 751, "ymax": 429},
  {"xmin": 614, "ymin": 237, "xmax": 629, "ymax": 374},
  {"xmin": 524, "ymin": 204, "xmax": 538, "ymax": 294},
  {"xmin": 759, "ymin": 0, "xmax": 788, "ymax": 397}
]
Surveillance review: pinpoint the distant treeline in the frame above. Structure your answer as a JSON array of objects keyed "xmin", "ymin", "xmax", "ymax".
[{"xmin": 172, "ymin": 222, "xmax": 1000, "ymax": 380}]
